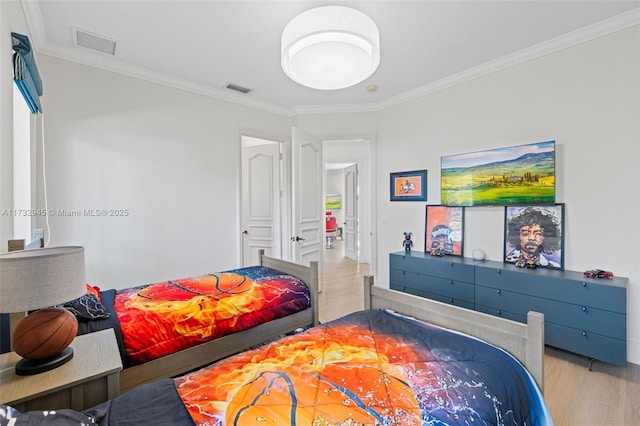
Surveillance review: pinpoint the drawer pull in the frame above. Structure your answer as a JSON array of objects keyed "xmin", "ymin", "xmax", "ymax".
[
  {"xmin": 496, "ymin": 289, "xmax": 501, "ymax": 295},
  {"xmin": 449, "ymin": 298, "xmax": 454, "ymax": 304},
  {"xmin": 582, "ymin": 331, "xmax": 587, "ymax": 337},
  {"xmin": 496, "ymin": 309, "xmax": 501, "ymax": 316},
  {"xmin": 449, "ymin": 262, "xmax": 454, "ymax": 267},
  {"xmin": 450, "ymin": 280, "xmax": 454, "ymax": 285},
  {"xmin": 582, "ymin": 306, "xmax": 587, "ymax": 313},
  {"xmin": 496, "ymin": 269, "xmax": 501, "ymax": 275},
  {"xmin": 582, "ymin": 282, "xmax": 587, "ymax": 287}
]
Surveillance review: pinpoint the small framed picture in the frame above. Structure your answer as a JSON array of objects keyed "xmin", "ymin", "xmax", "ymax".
[
  {"xmin": 425, "ymin": 205, "xmax": 464, "ymax": 256},
  {"xmin": 325, "ymin": 194, "xmax": 341, "ymax": 209},
  {"xmin": 504, "ymin": 204, "xmax": 565, "ymax": 270},
  {"xmin": 390, "ymin": 170, "xmax": 427, "ymax": 201}
]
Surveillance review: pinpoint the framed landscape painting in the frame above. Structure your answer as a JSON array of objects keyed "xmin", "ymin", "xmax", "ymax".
[
  {"xmin": 390, "ymin": 170, "xmax": 427, "ymax": 201},
  {"xmin": 504, "ymin": 204, "xmax": 564, "ymax": 270},
  {"xmin": 424, "ymin": 205, "xmax": 464, "ymax": 256},
  {"xmin": 325, "ymin": 194, "xmax": 341, "ymax": 209},
  {"xmin": 441, "ymin": 140, "xmax": 555, "ymax": 206}
]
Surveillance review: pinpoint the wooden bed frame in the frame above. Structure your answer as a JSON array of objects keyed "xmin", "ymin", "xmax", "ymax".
[
  {"xmin": 363, "ymin": 274, "xmax": 545, "ymax": 392},
  {"xmin": 118, "ymin": 251, "xmax": 319, "ymax": 393}
]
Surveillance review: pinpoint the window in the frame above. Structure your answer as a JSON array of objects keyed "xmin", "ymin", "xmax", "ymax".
[{"xmin": 13, "ymin": 83, "xmax": 32, "ymax": 240}]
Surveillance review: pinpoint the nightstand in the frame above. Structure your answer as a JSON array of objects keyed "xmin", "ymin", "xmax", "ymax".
[{"xmin": 0, "ymin": 328, "xmax": 122, "ymax": 412}]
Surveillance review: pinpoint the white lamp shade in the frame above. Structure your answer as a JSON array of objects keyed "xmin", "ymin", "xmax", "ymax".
[
  {"xmin": 281, "ymin": 6, "xmax": 380, "ymax": 90},
  {"xmin": 0, "ymin": 246, "xmax": 86, "ymax": 313}
]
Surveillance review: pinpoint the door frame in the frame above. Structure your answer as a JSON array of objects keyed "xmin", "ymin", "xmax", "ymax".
[
  {"xmin": 323, "ymin": 136, "xmax": 375, "ymax": 267},
  {"xmin": 240, "ymin": 130, "xmax": 377, "ymax": 277},
  {"xmin": 239, "ymin": 129, "xmax": 290, "ymax": 264}
]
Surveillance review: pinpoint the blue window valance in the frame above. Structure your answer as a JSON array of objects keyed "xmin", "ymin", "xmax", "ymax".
[{"xmin": 12, "ymin": 32, "xmax": 43, "ymax": 114}]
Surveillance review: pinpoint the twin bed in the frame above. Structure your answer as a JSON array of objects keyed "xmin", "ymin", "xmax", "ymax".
[
  {"xmin": 73, "ymin": 251, "xmax": 319, "ymax": 394},
  {"xmin": 1, "ymin": 250, "xmax": 552, "ymax": 425}
]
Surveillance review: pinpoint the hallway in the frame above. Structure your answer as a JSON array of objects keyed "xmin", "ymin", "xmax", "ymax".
[{"xmin": 318, "ymin": 239, "xmax": 369, "ymax": 324}]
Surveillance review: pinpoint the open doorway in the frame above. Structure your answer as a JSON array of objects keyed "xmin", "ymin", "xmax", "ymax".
[
  {"xmin": 321, "ymin": 138, "xmax": 373, "ymax": 322},
  {"xmin": 323, "ymin": 138, "xmax": 373, "ymax": 266},
  {"xmin": 324, "ymin": 163, "xmax": 356, "ymax": 261},
  {"xmin": 240, "ymin": 133, "xmax": 373, "ymax": 294}
]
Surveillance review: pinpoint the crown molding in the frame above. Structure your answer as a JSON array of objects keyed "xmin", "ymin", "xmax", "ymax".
[
  {"xmin": 40, "ymin": 40, "xmax": 296, "ymax": 117},
  {"xmin": 294, "ymin": 7, "xmax": 640, "ymax": 114},
  {"xmin": 21, "ymin": 1, "xmax": 639, "ymax": 117},
  {"xmin": 376, "ymin": 7, "xmax": 640, "ymax": 110},
  {"xmin": 20, "ymin": 0, "xmax": 295, "ymax": 117},
  {"xmin": 293, "ymin": 102, "xmax": 381, "ymax": 115}
]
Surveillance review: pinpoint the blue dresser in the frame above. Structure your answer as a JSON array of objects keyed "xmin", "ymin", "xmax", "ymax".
[
  {"xmin": 389, "ymin": 252, "xmax": 628, "ymax": 366},
  {"xmin": 389, "ymin": 251, "xmax": 477, "ymax": 309}
]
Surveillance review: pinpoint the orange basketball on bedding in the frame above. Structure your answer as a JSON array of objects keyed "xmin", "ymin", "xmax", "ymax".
[{"xmin": 11, "ymin": 307, "xmax": 78, "ymax": 360}]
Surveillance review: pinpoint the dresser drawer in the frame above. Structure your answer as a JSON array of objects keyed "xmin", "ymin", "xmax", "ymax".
[
  {"xmin": 475, "ymin": 303, "xmax": 527, "ymax": 323},
  {"xmin": 390, "ymin": 253, "xmax": 628, "ymax": 367},
  {"xmin": 476, "ymin": 286, "xmax": 626, "ymax": 339},
  {"xmin": 389, "ymin": 253, "xmax": 474, "ymax": 282},
  {"xmin": 401, "ymin": 285, "xmax": 475, "ymax": 310},
  {"xmin": 475, "ymin": 266, "xmax": 626, "ymax": 313},
  {"xmin": 546, "ymin": 323, "xmax": 626, "ymax": 366},
  {"xmin": 399, "ymin": 272, "xmax": 474, "ymax": 302},
  {"xmin": 389, "ymin": 268, "xmax": 407, "ymax": 286}
]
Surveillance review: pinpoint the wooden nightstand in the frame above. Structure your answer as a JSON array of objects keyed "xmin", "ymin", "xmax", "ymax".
[{"xmin": 0, "ymin": 328, "xmax": 122, "ymax": 412}]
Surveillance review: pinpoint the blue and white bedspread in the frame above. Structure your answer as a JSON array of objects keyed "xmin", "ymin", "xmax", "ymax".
[{"xmin": 1, "ymin": 309, "xmax": 553, "ymax": 425}]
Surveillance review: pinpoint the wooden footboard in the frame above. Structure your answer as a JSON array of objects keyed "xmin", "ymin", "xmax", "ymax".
[
  {"xmin": 119, "ymin": 252, "xmax": 319, "ymax": 394},
  {"xmin": 363, "ymin": 274, "xmax": 544, "ymax": 392},
  {"xmin": 259, "ymin": 250, "xmax": 319, "ymax": 327}
]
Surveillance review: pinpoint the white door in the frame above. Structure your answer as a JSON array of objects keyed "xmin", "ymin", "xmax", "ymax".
[
  {"xmin": 291, "ymin": 127, "xmax": 323, "ymax": 272},
  {"xmin": 241, "ymin": 140, "xmax": 281, "ymax": 266},
  {"xmin": 343, "ymin": 163, "xmax": 358, "ymax": 261}
]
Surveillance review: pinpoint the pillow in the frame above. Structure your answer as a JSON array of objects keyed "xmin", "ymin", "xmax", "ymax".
[
  {"xmin": 57, "ymin": 284, "xmax": 110, "ymax": 320},
  {"xmin": 86, "ymin": 284, "xmax": 103, "ymax": 301}
]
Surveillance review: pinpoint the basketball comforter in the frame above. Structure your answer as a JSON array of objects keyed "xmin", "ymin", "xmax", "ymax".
[
  {"xmin": 2, "ymin": 308, "xmax": 553, "ymax": 425},
  {"xmin": 77, "ymin": 266, "xmax": 311, "ymax": 367}
]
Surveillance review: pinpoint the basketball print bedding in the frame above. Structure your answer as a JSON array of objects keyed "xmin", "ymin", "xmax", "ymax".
[
  {"xmin": 71, "ymin": 251, "xmax": 319, "ymax": 393},
  {"xmin": 1, "ymin": 309, "xmax": 552, "ymax": 425},
  {"xmin": 77, "ymin": 265, "xmax": 312, "ymax": 367}
]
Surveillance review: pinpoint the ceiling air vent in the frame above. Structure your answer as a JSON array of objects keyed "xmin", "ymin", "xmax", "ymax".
[
  {"xmin": 224, "ymin": 83, "xmax": 252, "ymax": 94},
  {"xmin": 73, "ymin": 28, "xmax": 116, "ymax": 55}
]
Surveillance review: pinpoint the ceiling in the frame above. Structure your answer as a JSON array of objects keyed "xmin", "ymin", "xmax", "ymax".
[{"xmin": 22, "ymin": 1, "xmax": 640, "ymax": 116}]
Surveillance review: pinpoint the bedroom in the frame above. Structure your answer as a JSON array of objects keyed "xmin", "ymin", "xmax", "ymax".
[{"xmin": 0, "ymin": 0, "xmax": 639, "ymax": 423}]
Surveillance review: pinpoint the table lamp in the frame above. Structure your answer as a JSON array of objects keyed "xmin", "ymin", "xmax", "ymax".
[{"xmin": 0, "ymin": 246, "xmax": 86, "ymax": 375}]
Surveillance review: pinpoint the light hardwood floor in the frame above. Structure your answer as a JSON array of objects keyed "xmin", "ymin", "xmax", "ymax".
[{"xmin": 320, "ymin": 240, "xmax": 640, "ymax": 426}]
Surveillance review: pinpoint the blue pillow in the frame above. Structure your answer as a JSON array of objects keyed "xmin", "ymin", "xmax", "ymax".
[{"xmin": 58, "ymin": 293, "xmax": 110, "ymax": 320}]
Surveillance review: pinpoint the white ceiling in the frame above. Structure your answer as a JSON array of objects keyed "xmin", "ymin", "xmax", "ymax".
[{"xmin": 22, "ymin": 1, "xmax": 640, "ymax": 116}]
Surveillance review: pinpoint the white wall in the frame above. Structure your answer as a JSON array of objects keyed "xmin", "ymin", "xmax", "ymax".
[
  {"xmin": 34, "ymin": 55, "xmax": 293, "ymax": 289},
  {"xmin": 374, "ymin": 27, "xmax": 640, "ymax": 363}
]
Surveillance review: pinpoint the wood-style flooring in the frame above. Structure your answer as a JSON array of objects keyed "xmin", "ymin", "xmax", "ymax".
[{"xmin": 319, "ymin": 240, "xmax": 640, "ymax": 426}]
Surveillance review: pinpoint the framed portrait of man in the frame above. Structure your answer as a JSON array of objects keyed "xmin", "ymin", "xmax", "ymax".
[
  {"xmin": 504, "ymin": 204, "xmax": 565, "ymax": 270},
  {"xmin": 425, "ymin": 206, "xmax": 464, "ymax": 256}
]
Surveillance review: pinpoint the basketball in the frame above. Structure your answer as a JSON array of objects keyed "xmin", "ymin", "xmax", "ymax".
[{"xmin": 11, "ymin": 307, "xmax": 78, "ymax": 360}]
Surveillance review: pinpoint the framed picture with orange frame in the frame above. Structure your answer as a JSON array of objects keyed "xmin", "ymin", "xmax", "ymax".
[
  {"xmin": 390, "ymin": 170, "xmax": 427, "ymax": 201},
  {"xmin": 425, "ymin": 205, "xmax": 465, "ymax": 256}
]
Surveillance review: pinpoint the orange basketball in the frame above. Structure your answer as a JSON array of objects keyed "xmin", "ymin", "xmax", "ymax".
[{"xmin": 11, "ymin": 307, "xmax": 78, "ymax": 360}]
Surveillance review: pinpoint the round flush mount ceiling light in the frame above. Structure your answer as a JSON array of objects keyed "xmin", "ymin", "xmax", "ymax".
[{"xmin": 281, "ymin": 6, "xmax": 380, "ymax": 90}]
